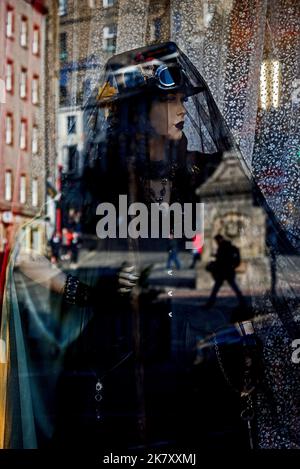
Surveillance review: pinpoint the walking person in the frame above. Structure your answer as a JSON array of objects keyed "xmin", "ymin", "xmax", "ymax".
[
  {"xmin": 189, "ymin": 233, "xmax": 203, "ymax": 268},
  {"xmin": 167, "ymin": 233, "xmax": 181, "ymax": 270},
  {"xmin": 70, "ymin": 231, "xmax": 80, "ymax": 269},
  {"xmin": 49, "ymin": 232, "xmax": 61, "ymax": 266},
  {"xmin": 205, "ymin": 234, "xmax": 244, "ymax": 308}
]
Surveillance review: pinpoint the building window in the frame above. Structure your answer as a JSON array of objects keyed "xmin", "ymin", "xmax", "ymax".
[
  {"xmin": 67, "ymin": 115, "xmax": 77, "ymax": 134},
  {"xmin": 32, "ymin": 126, "xmax": 38, "ymax": 154},
  {"xmin": 60, "ymin": 85, "xmax": 68, "ymax": 105},
  {"xmin": 59, "ymin": 70, "xmax": 68, "ymax": 105},
  {"xmin": 68, "ymin": 145, "xmax": 77, "ymax": 172},
  {"xmin": 259, "ymin": 59, "xmax": 281, "ymax": 110},
  {"xmin": 59, "ymin": 32, "xmax": 68, "ymax": 62},
  {"xmin": 58, "ymin": 0, "xmax": 67, "ymax": 16},
  {"xmin": 5, "ymin": 171, "xmax": 12, "ymax": 201},
  {"xmin": 83, "ymin": 79, "xmax": 91, "ymax": 100},
  {"xmin": 103, "ymin": 25, "xmax": 117, "ymax": 53},
  {"xmin": 154, "ymin": 18, "xmax": 162, "ymax": 40},
  {"xmin": 5, "ymin": 60, "xmax": 13, "ymax": 93},
  {"xmin": 32, "ymin": 178, "xmax": 38, "ymax": 207},
  {"xmin": 32, "ymin": 26, "xmax": 40, "ymax": 55},
  {"xmin": 6, "ymin": 6, "xmax": 14, "ymax": 38},
  {"xmin": 20, "ymin": 120, "xmax": 27, "ymax": 150},
  {"xmin": 20, "ymin": 175, "xmax": 26, "ymax": 204},
  {"xmin": 20, "ymin": 16, "xmax": 28, "ymax": 47},
  {"xmin": 103, "ymin": 0, "xmax": 114, "ymax": 7},
  {"xmin": 5, "ymin": 114, "xmax": 13, "ymax": 145},
  {"xmin": 20, "ymin": 68, "xmax": 27, "ymax": 99},
  {"xmin": 32, "ymin": 76, "xmax": 39, "ymax": 104}
]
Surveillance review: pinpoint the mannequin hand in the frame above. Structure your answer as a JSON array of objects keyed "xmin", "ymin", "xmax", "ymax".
[
  {"xmin": 118, "ymin": 264, "xmax": 139, "ymax": 294},
  {"xmin": 15, "ymin": 248, "xmax": 66, "ymax": 293}
]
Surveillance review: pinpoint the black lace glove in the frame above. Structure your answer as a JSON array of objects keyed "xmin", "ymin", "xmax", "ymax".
[{"xmin": 63, "ymin": 265, "xmax": 139, "ymax": 307}]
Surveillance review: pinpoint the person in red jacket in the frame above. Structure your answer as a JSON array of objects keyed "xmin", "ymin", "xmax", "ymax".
[{"xmin": 189, "ymin": 233, "xmax": 203, "ymax": 268}]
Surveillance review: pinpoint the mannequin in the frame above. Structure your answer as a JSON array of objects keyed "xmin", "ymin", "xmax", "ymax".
[{"xmin": 1, "ymin": 41, "xmax": 299, "ymax": 450}]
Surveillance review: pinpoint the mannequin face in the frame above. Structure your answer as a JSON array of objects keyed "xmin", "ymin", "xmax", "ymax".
[{"xmin": 149, "ymin": 93, "xmax": 187, "ymax": 141}]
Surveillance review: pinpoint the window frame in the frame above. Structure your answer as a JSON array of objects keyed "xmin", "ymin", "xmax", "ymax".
[
  {"xmin": 67, "ymin": 115, "xmax": 77, "ymax": 135},
  {"xmin": 6, "ymin": 5, "xmax": 14, "ymax": 39},
  {"xmin": 154, "ymin": 18, "xmax": 162, "ymax": 40},
  {"xmin": 5, "ymin": 113, "xmax": 13, "ymax": 145},
  {"xmin": 32, "ymin": 75, "xmax": 39, "ymax": 105},
  {"xmin": 20, "ymin": 174, "xmax": 27, "ymax": 204},
  {"xmin": 58, "ymin": 0, "xmax": 68, "ymax": 16},
  {"xmin": 32, "ymin": 25, "xmax": 40, "ymax": 56},
  {"xmin": 103, "ymin": 0, "xmax": 114, "ymax": 7},
  {"xmin": 20, "ymin": 119, "xmax": 27, "ymax": 150},
  {"xmin": 20, "ymin": 68, "xmax": 27, "ymax": 100},
  {"xmin": 5, "ymin": 170, "xmax": 12, "ymax": 202},
  {"xmin": 32, "ymin": 125, "xmax": 38, "ymax": 154},
  {"xmin": 59, "ymin": 32, "xmax": 68, "ymax": 62},
  {"xmin": 32, "ymin": 178, "xmax": 38, "ymax": 207},
  {"xmin": 5, "ymin": 59, "xmax": 14, "ymax": 94},
  {"xmin": 102, "ymin": 24, "xmax": 117, "ymax": 53},
  {"xmin": 67, "ymin": 145, "xmax": 78, "ymax": 173},
  {"xmin": 20, "ymin": 16, "xmax": 28, "ymax": 48}
]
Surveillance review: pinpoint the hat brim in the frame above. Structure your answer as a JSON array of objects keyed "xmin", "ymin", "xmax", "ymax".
[{"xmin": 97, "ymin": 83, "xmax": 204, "ymax": 106}]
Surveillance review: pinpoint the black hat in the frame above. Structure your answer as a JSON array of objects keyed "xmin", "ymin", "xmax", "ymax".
[{"xmin": 97, "ymin": 42, "xmax": 204, "ymax": 105}]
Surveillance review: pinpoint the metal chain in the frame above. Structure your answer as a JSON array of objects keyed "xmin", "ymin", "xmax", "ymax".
[
  {"xmin": 92, "ymin": 351, "xmax": 133, "ymax": 422},
  {"xmin": 240, "ymin": 393, "xmax": 255, "ymax": 449},
  {"xmin": 213, "ymin": 333, "xmax": 240, "ymax": 393},
  {"xmin": 213, "ymin": 332, "xmax": 256, "ymax": 449}
]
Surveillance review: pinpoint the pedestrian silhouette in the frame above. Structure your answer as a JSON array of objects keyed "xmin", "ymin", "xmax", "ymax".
[
  {"xmin": 49, "ymin": 232, "xmax": 61, "ymax": 265},
  {"xmin": 167, "ymin": 234, "xmax": 181, "ymax": 270},
  {"xmin": 205, "ymin": 234, "xmax": 244, "ymax": 308}
]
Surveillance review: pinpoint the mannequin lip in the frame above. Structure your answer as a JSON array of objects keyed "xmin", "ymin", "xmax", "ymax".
[{"xmin": 175, "ymin": 121, "xmax": 184, "ymax": 130}]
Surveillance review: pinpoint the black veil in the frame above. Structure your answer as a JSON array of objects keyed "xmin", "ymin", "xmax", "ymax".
[{"xmin": 1, "ymin": 42, "xmax": 300, "ymax": 450}]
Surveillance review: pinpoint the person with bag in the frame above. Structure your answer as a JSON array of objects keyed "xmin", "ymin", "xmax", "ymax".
[{"xmin": 205, "ymin": 234, "xmax": 244, "ymax": 308}]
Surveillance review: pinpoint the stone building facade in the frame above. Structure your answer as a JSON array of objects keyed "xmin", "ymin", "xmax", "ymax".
[
  {"xmin": 58, "ymin": 0, "xmax": 119, "ymax": 108},
  {"xmin": 116, "ymin": 0, "xmax": 170, "ymax": 53},
  {"xmin": 196, "ymin": 151, "xmax": 268, "ymax": 290}
]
